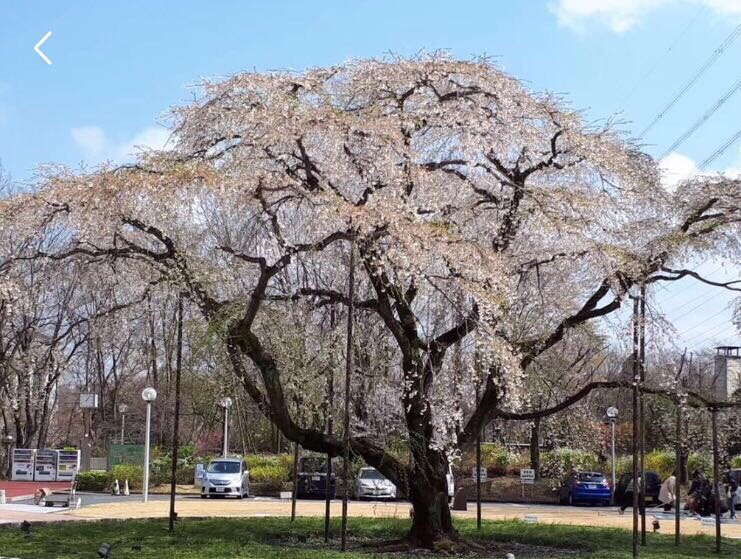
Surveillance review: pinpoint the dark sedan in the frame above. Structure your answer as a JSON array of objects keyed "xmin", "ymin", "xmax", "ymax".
[
  {"xmin": 614, "ymin": 471, "xmax": 662, "ymax": 506},
  {"xmin": 296, "ymin": 456, "xmax": 336, "ymax": 499}
]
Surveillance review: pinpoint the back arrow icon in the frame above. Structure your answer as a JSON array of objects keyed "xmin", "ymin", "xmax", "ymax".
[{"xmin": 34, "ymin": 31, "xmax": 53, "ymax": 65}]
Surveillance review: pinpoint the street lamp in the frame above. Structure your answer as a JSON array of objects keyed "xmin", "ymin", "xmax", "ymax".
[
  {"xmin": 118, "ymin": 404, "xmax": 129, "ymax": 445},
  {"xmin": 606, "ymin": 406, "xmax": 619, "ymax": 498},
  {"xmin": 2, "ymin": 435, "xmax": 14, "ymax": 480},
  {"xmin": 218, "ymin": 396, "xmax": 233, "ymax": 458},
  {"xmin": 141, "ymin": 387, "xmax": 157, "ymax": 503}
]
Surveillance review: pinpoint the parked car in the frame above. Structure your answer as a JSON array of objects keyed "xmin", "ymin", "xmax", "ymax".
[
  {"xmin": 355, "ymin": 467, "xmax": 397, "ymax": 500},
  {"xmin": 296, "ymin": 456, "xmax": 336, "ymax": 499},
  {"xmin": 729, "ymin": 469, "xmax": 741, "ymax": 510},
  {"xmin": 201, "ymin": 457, "xmax": 250, "ymax": 499},
  {"xmin": 558, "ymin": 471, "xmax": 612, "ymax": 506},
  {"xmin": 614, "ymin": 471, "xmax": 662, "ymax": 506}
]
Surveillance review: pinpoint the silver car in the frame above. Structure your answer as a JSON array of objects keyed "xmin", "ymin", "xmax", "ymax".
[
  {"xmin": 201, "ymin": 457, "xmax": 250, "ymax": 499},
  {"xmin": 355, "ymin": 467, "xmax": 397, "ymax": 500}
]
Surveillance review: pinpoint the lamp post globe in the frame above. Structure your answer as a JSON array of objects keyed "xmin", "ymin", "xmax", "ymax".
[
  {"xmin": 219, "ymin": 396, "xmax": 233, "ymax": 409},
  {"xmin": 141, "ymin": 387, "xmax": 157, "ymax": 402},
  {"xmin": 606, "ymin": 406, "xmax": 619, "ymax": 420}
]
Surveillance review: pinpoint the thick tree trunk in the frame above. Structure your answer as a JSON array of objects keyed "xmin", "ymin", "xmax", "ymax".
[{"xmin": 408, "ymin": 482, "xmax": 455, "ymax": 546}]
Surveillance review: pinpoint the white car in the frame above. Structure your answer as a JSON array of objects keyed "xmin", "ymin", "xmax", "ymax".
[
  {"xmin": 201, "ymin": 457, "xmax": 250, "ymax": 499},
  {"xmin": 355, "ymin": 467, "xmax": 397, "ymax": 500}
]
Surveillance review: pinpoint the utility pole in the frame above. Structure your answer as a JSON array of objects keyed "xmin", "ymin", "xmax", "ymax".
[
  {"xmin": 168, "ymin": 295, "xmax": 183, "ymax": 532},
  {"xmin": 341, "ymin": 241, "xmax": 355, "ymax": 552},
  {"xmin": 631, "ymin": 294, "xmax": 640, "ymax": 559}
]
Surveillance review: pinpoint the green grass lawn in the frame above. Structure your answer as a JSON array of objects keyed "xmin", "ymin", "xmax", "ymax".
[{"xmin": 0, "ymin": 517, "xmax": 738, "ymax": 558}]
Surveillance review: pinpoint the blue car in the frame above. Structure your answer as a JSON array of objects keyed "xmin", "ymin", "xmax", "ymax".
[{"xmin": 558, "ymin": 472, "xmax": 612, "ymax": 506}]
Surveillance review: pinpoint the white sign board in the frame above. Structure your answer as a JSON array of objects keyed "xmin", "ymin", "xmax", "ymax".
[
  {"xmin": 471, "ymin": 467, "xmax": 487, "ymax": 482},
  {"xmin": 79, "ymin": 393, "xmax": 99, "ymax": 409},
  {"xmin": 520, "ymin": 468, "xmax": 536, "ymax": 485}
]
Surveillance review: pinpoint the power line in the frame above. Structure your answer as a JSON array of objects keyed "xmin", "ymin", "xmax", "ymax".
[
  {"xmin": 619, "ymin": 5, "xmax": 708, "ymax": 106},
  {"xmin": 638, "ymin": 23, "xmax": 741, "ymax": 139},
  {"xmin": 660, "ymin": 75, "xmax": 741, "ymax": 158},
  {"xmin": 699, "ymin": 127, "xmax": 741, "ymax": 170}
]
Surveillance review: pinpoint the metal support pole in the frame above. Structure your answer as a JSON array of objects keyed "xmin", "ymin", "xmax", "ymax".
[
  {"xmin": 324, "ymin": 307, "xmax": 336, "ymax": 544},
  {"xmin": 712, "ymin": 407, "xmax": 721, "ymax": 554},
  {"xmin": 120, "ymin": 414, "xmax": 125, "ymax": 446},
  {"xmin": 638, "ymin": 284, "xmax": 646, "ymax": 545},
  {"xmin": 631, "ymin": 294, "xmax": 640, "ymax": 559},
  {"xmin": 476, "ymin": 426, "xmax": 482, "ymax": 529},
  {"xmin": 340, "ymin": 241, "xmax": 354, "ymax": 552},
  {"xmin": 611, "ymin": 420, "xmax": 616, "ymax": 497},
  {"xmin": 168, "ymin": 296, "xmax": 183, "ymax": 532},
  {"xmin": 222, "ymin": 407, "xmax": 229, "ymax": 458},
  {"xmin": 291, "ymin": 442, "xmax": 300, "ymax": 522},
  {"xmin": 143, "ymin": 402, "xmax": 152, "ymax": 503},
  {"xmin": 675, "ymin": 401, "xmax": 681, "ymax": 545}
]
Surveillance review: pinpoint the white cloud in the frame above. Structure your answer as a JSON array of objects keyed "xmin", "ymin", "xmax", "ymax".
[
  {"xmin": 550, "ymin": 0, "xmax": 741, "ymax": 33},
  {"xmin": 660, "ymin": 151, "xmax": 699, "ymax": 191},
  {"xmin": 71, "ymin": 126, "xmax": 107, "ymax": 159},
  {"xmin": 660, "ymin": 147, "xmax": 741, "ymax": 190},
  {"xmin": 70, "ymin": 125, "xmax": 171, "ymax": 164}
]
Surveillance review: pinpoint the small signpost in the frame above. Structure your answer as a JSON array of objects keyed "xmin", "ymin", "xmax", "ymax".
[
  {"xmin": 520, "ymin": 468, "xmax": 535, "ymax": 499},
  {"xmin": 520, "ymin": 468, "xmax": 535, "ymax": 484},
  {"xmin": 472, "ymin": 466, "xmax": 487, "ymax": 483}
]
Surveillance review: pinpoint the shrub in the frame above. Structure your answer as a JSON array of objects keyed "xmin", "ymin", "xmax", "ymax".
[
  {"xmin": 731, "ymin": 455, "xmax": 741, "ymax": 469},
  {"xmin": 688, "ymin": 452, "xmax": 712, "ymax": 475},
  {"xmin": 176, "ymin": 464, "xmax": 196, "ymax": 485},
  {"xmin": 616, "ymin": 455, "xmax": 633, "ymax": 475},
  {"xmin": 646, "ymin": 449, "xmax": 675, "ymax": 478},
  {"xmin": 250, "ymin": 464, "xmax": 289, "ymax": 490},
  {"xmin": 76, "ymin": 471, "xmax": 110, "ymax": 492},
  {"xmin": 540, "ymin": 448, "xmax": 601, "ymax": 479},
  {"xmin": 112, "ymin": 464, "xmax": 144, "ymax": 490},
  {"xmin": 480, "ymin": 444, "xmax": 510, "ymax": 475},
  {"xmin": 246, "ymin": 454, "xmax": 293, "ymax": 479}
]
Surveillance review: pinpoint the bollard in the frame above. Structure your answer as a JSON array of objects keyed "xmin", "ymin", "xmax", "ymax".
[
  {"xmin": 112, "ymin": 479, "xmax": 120, "ymax": 496},
  {"xmin": 0, "ymin": 489, "xmax": 5, "ymax": 504},
  {"xmin": 123, "ymin": 479, "xmax": 130, "ymax": 496}
]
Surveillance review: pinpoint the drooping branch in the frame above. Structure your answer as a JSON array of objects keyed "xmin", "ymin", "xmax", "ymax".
[{"xmin": 648, "ymin": 267, "xmax": 741, "ymax": 292}]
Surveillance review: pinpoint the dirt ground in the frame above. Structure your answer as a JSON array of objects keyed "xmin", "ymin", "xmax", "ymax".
[{"xmin": 56, "ymin": 498, "xmax": 741, "ymax": 539}]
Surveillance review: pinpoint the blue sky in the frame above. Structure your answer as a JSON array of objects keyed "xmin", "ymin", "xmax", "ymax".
[{"xmin": 0, "ymin": 0, "xmax": 739, "ymax": 351}]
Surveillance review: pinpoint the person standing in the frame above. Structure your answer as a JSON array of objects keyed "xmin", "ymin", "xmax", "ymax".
[
  {"xmin": 619, "ymin": 474, "xmax": 644, "ymax": 515},
  {"xmin": 725, "ymin": 472, "xmax": 738, "ymax": 520},
  {"xmin": 659, "ymin": 472, "xmax": 677, "ymax": 512}
]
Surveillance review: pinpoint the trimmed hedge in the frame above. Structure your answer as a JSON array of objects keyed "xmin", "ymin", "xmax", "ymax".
[
  {"xmin": 111, "ymin": 464, "xmax": 144, "ymax": 490},
  {"xmin": 76, "ymin": 471, "xmax": 110, "ymax": 492}
]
